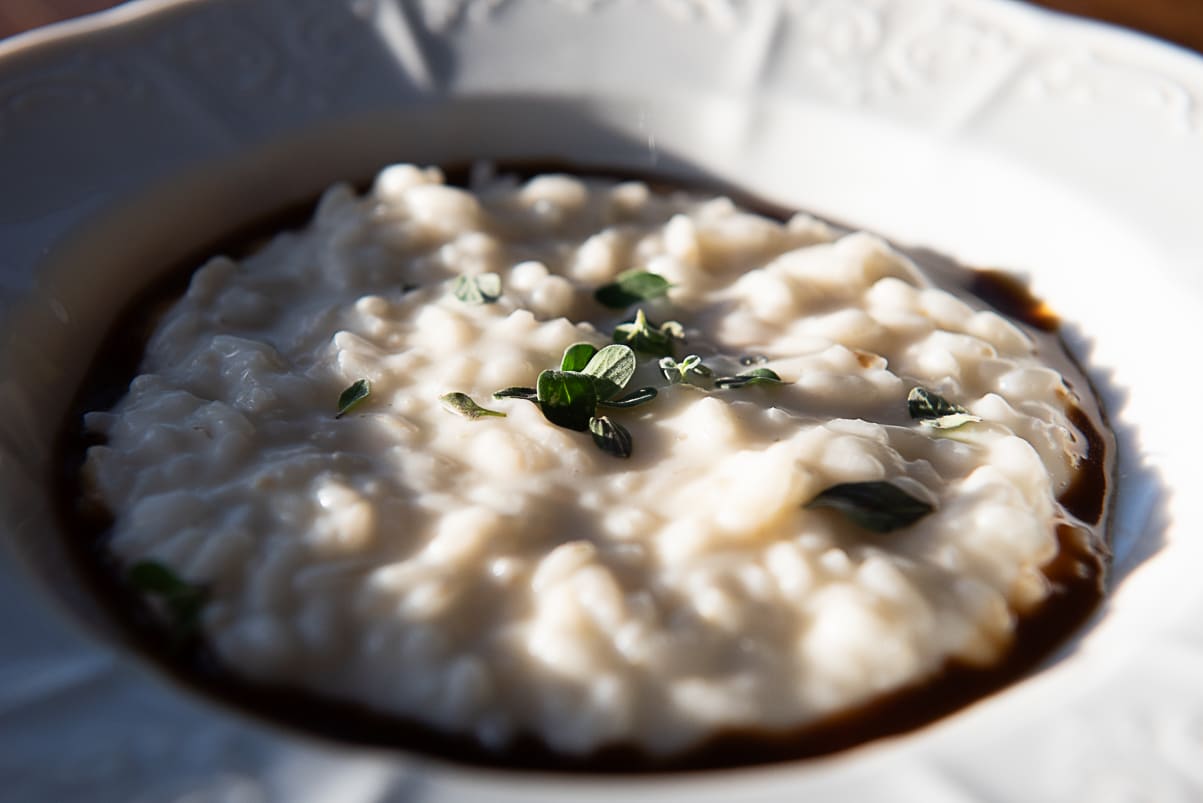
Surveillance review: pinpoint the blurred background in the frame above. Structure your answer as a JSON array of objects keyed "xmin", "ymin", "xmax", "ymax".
[{"xmin": 2, "ymin": 0, "xmax": 1202, "ymax": 54}]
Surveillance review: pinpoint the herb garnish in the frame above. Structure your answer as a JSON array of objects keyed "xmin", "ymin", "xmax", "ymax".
[
  {"xmin": 494, "ymin": 346, "xmax": 659, "ymax": 410},
  {"xmin": 440, "ymin": 392, "xmax": 506, "ymax": 420},
  {"xmin": 805, "ymin": 481, "xmax": 934, "ymax": 533},
  {"xmin": 336, "ymin": 379, "xmax": 371, "ymax": 417},
  {"xmin": 613, "ymin": 309, "xmax": 683, "ymax": 357},
  {"xmin": 452, "ymin": 272, "xmax": 502, "ymax": 305},
  {"xmin": 714, "ymin": 367, "xmax": 783, "ymax": 389},
  {"xmin": 659, "ymin": 354, "xmax": 712, "ymax": 384},
  {"xmin": 594, "ymin": 269, "xmax": 672, "ymax": 309},
  {"xmin": 600, "ymin": 387, "xmax": 658, "ymax": 408},
  {"xmin": 128, "ymin": 559, "xmax": 207, "ymax": 639},
  {"xmin": 534, "ymin": 343, "xmax": 656, "ymax": 432},
  {"xmin": 537, "ymin": 369, "xmax": 599, "ymax": 431},
  {"xmin": 560, "ymin": 342, "xmax": 599, "ymax": 372},
  {"xmin": 577, "ymin": 343, "xmax": 637, "ymax": 399},
  {"xmin": 490, "ymin": 343, "xmax": 653, "ymax": 456},
  {"xmin": 589, "ymin": 415, "xmax": 633, "ymax": 458},
  {"xmin": 493, "ymin": 386, "xmax": 538, "ymax": 402},
  {"xmin": 907, "ymin": 387, "xmax": 981, "ymax": 429}
]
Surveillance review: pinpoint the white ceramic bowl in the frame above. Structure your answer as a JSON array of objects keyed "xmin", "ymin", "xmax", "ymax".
[{"xmin": 2, "ymin": 1, "xmax": 1203, "ymax": 800}]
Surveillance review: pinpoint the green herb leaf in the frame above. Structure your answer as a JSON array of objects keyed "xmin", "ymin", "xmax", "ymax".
[
  {"xmin": 714, "ymin": 367, "xmax": 783, "ymax": 389},
  {"xmin": 598, "ymin": 386, "xmax": 658, "ymax": 409},
  {"xmin": 805, "ymin": 481, "xmax": 934, "ymax": 533},
  {"xmin": 659, "ymin": 320, "xmax": 684, "ymax": 340},
  {"xmin": 336, "ymin": 379, "xmax": 371, "ymax": 417},
  {"xmin": 589, "ymin": 415, "xmax": 633, "ymax": 458},
  {"xmin": 440, "ymin": 392, "xmax": 506, "ymax": 420},
  {"xmin": 128, "ymin": 560, "xmax": 191, "ymax": 595},
  {"xmin": 594, "ymin": 269, "xmax": 672, "ymax": 309},
  {"xmin": 536, "ymin": 369, "xmax": 598, "ymax": 431},
  {"xmin": 907, "ymin": 386, "xmax": 968, "ymax": 419},
  {"xmin": 682, "ymin": 355, "xmax": 712, "ymax": 377},
  {"xmin": 560, "ymin": 342, "xmax": 599, "ymax": 372},
  {"xmin": 128, "ymin": 559, "xmax": 207, "ymax": 637},
  {"xmin": 907, "ymin": 387, "xmax": 981, "ymax": 429},
  {"xmin": 659, "ymin": 354, "xmax": 712, "ymax": 383},
  {"xmin": 452, "ymin": 272, "xmax": 502, "ymax": 305},
  {"xmin": 493, "ymin": 386, "xmax": 538, "ymax": 402},
  {"xmin": 580, "ymin": 344, "xmax": 637, "ymax": 400},
  {"xmin": 613, "ymin": 308, "xmax": 681, "ymax": 358}
]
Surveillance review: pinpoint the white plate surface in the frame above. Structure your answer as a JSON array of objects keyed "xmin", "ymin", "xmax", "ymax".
[{"xmin": 1, "ymin": 1, "xmax": 1202, "ymax": 801}]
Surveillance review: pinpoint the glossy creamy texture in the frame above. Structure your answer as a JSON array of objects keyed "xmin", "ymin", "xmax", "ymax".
[{"xmin": 84, "ymin": 165, "xmax": 1090, "ymax": 755}]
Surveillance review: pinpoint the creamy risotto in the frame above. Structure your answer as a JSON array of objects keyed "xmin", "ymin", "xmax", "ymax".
[{"xmin": 79, "ymin": 164, "xmax": 1109, "ymax": 760}]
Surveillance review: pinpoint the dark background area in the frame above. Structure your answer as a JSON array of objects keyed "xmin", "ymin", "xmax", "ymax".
[{"xmin": 2, "ymin": 0, "xmax": 1203, "ymax": 55}]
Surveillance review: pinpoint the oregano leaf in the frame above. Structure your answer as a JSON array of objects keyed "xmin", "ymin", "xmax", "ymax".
[
  {"xmin": 560, "ymin": 342, "xmax": 599, "ymax": 372},
  {"xmin": 598, "ymin": 386, "xmax": 658, "ymax": 409},
  {"xmin": 660, "ymin": 354, "xmax": 712, "ymax": 383},
  {"xmin": 336, "ymin": 379, "xmax": 371, "ymax": 417},
  {"xmin": 440, "ymin": 392, "xmax": 506, "ymax": 420},
  {"xmin": 805, "ymin": 481, "xmax": 934, "ymax": 533},
  {"xmin": 493, "ymin": 386, "xmax": 538, "ymax": 402},
  {"xmin": 580, "ymin": 344, "xmax": 637, "ymax": 400},
  {"xmin": 452, "ymin": 272, "xmax": 502, "ymax": 304},
  {"xmin": 613, "ymin": 308, "xmax": 680, "ymax": 358},
  {"xmin": 128, "ymin": 559, "xmax": 207, "ymax": 639},
  {"xmin": 907, "ymin": 387, "xmax": 981, "ymax": 429},
  {"xmin": 589, "ymin": 415, "xmax": 633, "ymax": 458},
  {"xmin": 536, "ymin": 369, "xmax": 598, "ymax": 431},
  {"xmin": 594, "ymin": 269, "xmax": 671, "ymax": 309},
  {"xmin": 128, "ymin": 560, "xmax": 192, "ymax": 595},
  {"xmin": 714, "ymin": 368, "xmax": 783, "ymax": 389}
]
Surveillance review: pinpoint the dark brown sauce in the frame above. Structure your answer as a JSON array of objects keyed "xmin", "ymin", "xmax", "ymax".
[
  {"xmin": 1060, "ymin": 405, "xmax": 1110, "ymax": 527},
  {"xmin": 968, "ymin": 269, "xmax": 1061, "ymax": 332},
  {"xmin": 52, "ymin": 164, "xmax": 1113, "ymax": 774}
]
